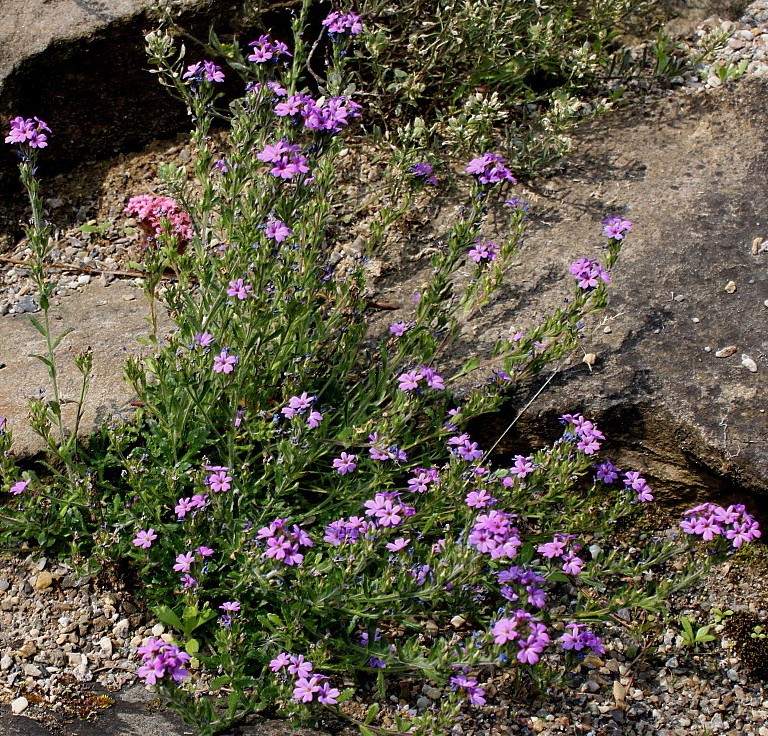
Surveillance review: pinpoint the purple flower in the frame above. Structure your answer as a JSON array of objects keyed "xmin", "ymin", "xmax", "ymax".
[
  {"xmin": 410, "ymin": 162, "xmax": 438, "ymax": 185},
  {"xmin": 196, "ymin": 546, "xmax": 215, "ymax": 558},
  {"xmin": 247, "ymin": 34, "xmax": 292, "ymax": 63},
  {"xmin": 182, "ymin": 61, "xmax": 225, "ymax": 83},
  {"xmin": 132, "ymin": 529, "xmax": 157, "ymax": 549},
  {"xmin": 601, "ymin": 216, "xmax": 633, "ymax": 240},
  {"xmin": 466, "ymin": 489, "xmax": 496, "ymax": 508},
  {"xmin": 385, "ymin": 537, "xmax": 410, "ymax": 552},
  {"xmin": 451, "ymin": 675, "xmax": 486, "ymax": 706},
  {"xmin": 468, "ymin": 241, "xmax": 499, "ymax": 263},
  {"xmin": 226, "ymin": 278, "xmax": 253, "ymax": 300},
  {"xmin": 465, "ymin": 153, "xmax": 516, "ymax": 184},
  {"xmin": 332, "ymin": 452, "xmax": 357, "ymax": 475},
  {"xmin": 207, "ymin": 470, "xmax": 233, "ymax": 493},
  {"xmin": 317, "ymin": 681, "xmax": 341, "ymax": 705},
  {"xmin": 136, "ymin": 638, "xmax": 191, "ymax": 685},
  {"xmin": 281, "ymin": 391, "xmax": 314, "ymax": 418},
  {"xmin": 398, "ymin": 369, "xmax": 423, "ymax": 391},
  {"xmin": 509, "ymin": 455, "xmax": 535, "ymax": 479},
  {"xmin": 269, "ymin": 652, "xmax": 291, "ymax": 671},
  {"xmin": 287, "ymin": 654, "xmax": 313, "ymax": 678},
  {"xmin": 322, "ymin": 11, "xmax": 363, "ymax": 34},
  {"xmin": 368, "ymin": 657, "xmax": 386, "ymax": 668},
  {"xmin": 5, "ymin": 116, "xmax": 50, "ymax": 148},
  {"xmin": 389, "ymin": 321, "xmax": 409, "ymax": 337},
  {"xmin": 293, "ymin": 675, "xmax": 323, "ymax": 702},
  {"xmin": 174, "ymin": 497, "xmax": 196, "ymax": 518},
  {"xmin": 194, "ymin": 332, "xmax": 214, "ymax": 347},
  {"xmin": 569, "ymin": 258, "xmax": 611, "ymax": 289},
  {"xmin": 180, "ymin": 574, "xmax": 197, "ymax": 588},
  {"xmin": 307, "ymin": 410, "xmax": 323, "ymax": 428},
  {"xmin": 407, "ymin": 468, "xmax": 440, "ymax": 493},
  {"xmin": 9, "ymin": 479, "xmax": 30, "ymax": 495},
  {"xmin": 219, "ymin": 601, "xmax": 240, "ymax": 612},
  {"xmin": 213, "ymin": 350, "xmax": 237, "ymax": 373},
  {"xmin": 595, "ymin": 460, "xmax": 620, "ymax": 483},
  {"xmin": 491, "ymin": 618, "xmax": 519, "ymax": 645},
  {"xmin": 265, "ymin": 219, "xmax": 293, "ymax": 242},
  {"xmin": 173, "ymin": 552, "xmax": 196, "ymax": 572},
  {"xmin": 562, "ymin": 551, "xmax": 584, "ymax": 576}
]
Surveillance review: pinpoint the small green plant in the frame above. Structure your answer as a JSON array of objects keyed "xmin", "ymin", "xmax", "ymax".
[
  {"xmin": 678, "ymin": 614, "xmax": 716, "ymax": 651},
  {"xmin": 713, "ymin": 57, "xmax": 749, "ymax": 84}
]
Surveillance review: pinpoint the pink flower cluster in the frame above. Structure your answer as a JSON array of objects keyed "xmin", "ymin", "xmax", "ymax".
[
  {"xmin": 407, "ymin": 467, "xmax": 440, "ymax": 493},
  {"xmin": 450, "ymin": 674, "xmax": 486, "ymax": 706},
  {"xmin": 537, "ymin": 533, "xmax": 584, "ymax": 575},
  {"xmin": 274, "ymin": 93, "xmax": 362, "ymax": 133},
  {"xmin": 469, "ymin": 509, "xmax": 521, "ymax": 559},
  {"xmin": 397, "ymin": 366, "xmax": 445, "ymax": 392},
  {"xmin": 182, "ymin": 60, "xmax": 224, "ymax": 83},
  {"xmin": 491, "ymin": 611, "xmax": 550, "ymax": 664},
  {"xmin": 136, "ymin": 637, "xmax": 191, "ymax": 685},
  {"xmin": 468, "ymin": 240, "xmax": 499, "ymax": 263},
  {"xmin": 560, "ymin": 413, "xmax": 605, "ymax": 455},
  {"xmin": 601, "ymin": 216, "xmax": 633, "ymax": 240},
  {"xmin": 465, "ymin": 153, "xmax": 516, "ymax": 184},
  {"xmin": 256, "ymin": 518, "xmax": 313, "ymax": 566},
  {"xmin": 368, "ymin": 432, "xmax": 407, "ymax": 462},
  {"xmin": 569, "ymin": 258, "xmax": 611, "ymax": 289},
  {"xmin": 447, "ymin": 434, "xmax": 483, "ymax": 461},
  {"xmin": 256, "ymin": 141, "xmax": 310, "ymax": 181},
  {"xmin": 498, "ymin": 566, "xmax": 547, "ymax": 608},
  {"xmin": 5, "ymin": 116, "xmax": 50, "ymax": 148},
  {"xmin": 363, "ymin": 492, "xmax": 415, "ymax": 527},
  {"xmin": 281, "ymin": 392, "xmax": 323, "ymax": 428},
  {"xmin": 593, "ymin": 460, "xmax": 653, "ymax": 502},
  {"xmin": 125, "ymin": 195, "xmax": 193, "ymax": 245},
  {"xmin": 323, "ymin": 516, "xmax": 376, "ymax": 546},
  {"xmin": 322, "ymin": 11, "xmax": 363, "ymax": 34},
  {"xmin": 247, "ymin": 34, "xmax": 291, "ymax": 63},
  {"xmin": 269, "ymin": 653, "xmax": 340, "ymax": 704},
  {"xmin": 558, "ymin": 623, "xmax": 605, "ymax": 654},
  {"xmin": 680, "ymin": 503, "xmax": 761, "ymax": 548}
]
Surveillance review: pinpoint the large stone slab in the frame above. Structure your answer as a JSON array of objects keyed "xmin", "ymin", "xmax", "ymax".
[
  {"xmin": 463, "ymin": 77, "xmax": 768, "ymax": 513},
  {"xmin": 0, "ymin": 279, "xmax": 162, "ymax": 457},
  {"xmin": 0, "ymin": 0, "xmax": 239, "ymax": 197}
]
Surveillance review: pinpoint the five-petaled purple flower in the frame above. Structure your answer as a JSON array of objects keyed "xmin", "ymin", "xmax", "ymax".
[
  {"xmin": 132, "ymin": 528, "xmax": 157, "ymax": 549},
  {"xmin": 213, "ymin": 350, "xmax": 237, "ymax": 374},
  {"xmin": 601, "ymin": 216, "xmax": 633, "ymax": 240},
  {"xmin": 182, "ymin": 60, "xmax": 225, "ymax": 83},
  {"xmin": 5, "ymin": 116, "xmax": 50, "ymax": 148}
]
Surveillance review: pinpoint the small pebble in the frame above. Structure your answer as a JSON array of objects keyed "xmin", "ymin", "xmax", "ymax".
[
  {"xmin": 724, "ymin": 281, "xmax": 737, "ymax": 293},
  {"xmin": 741, "ymin": 354, "xmax": 758, "ymax": 372},
  {"xmin": 11, "ymin": 696, "xmax": 28, "ymax": 714},
  {"xmin": 691, "ymin": 317, "xmax": 700, "ymax": 323},
  {"xmin": 715, "ymin": 345, "xmax": 737, "ymax": 358}
]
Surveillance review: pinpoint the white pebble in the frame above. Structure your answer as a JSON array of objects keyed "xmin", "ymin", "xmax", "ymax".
[
  {"xmin": 11, "ymin": 696, "xmax": 28, "ymax": 714},
  {"xmin": 77, "ymin": 274, "xmax": 91, "ymax": 285},
  {"xmin": 151, "ymin": 624, "xmax": 165, "ymax": 636},
  {"xmin": 742, "ymin": 354, "xmax": 758, "ymax": 373}
]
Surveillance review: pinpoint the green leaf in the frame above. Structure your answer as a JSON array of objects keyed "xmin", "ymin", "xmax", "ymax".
[
  {"xmin": 336, "ymin": 687, "xmax": 355, "ymax": 704},
  {"xmin": 153, "ymin": 605, "xmax": 184, "ymax": 632},
  {"xmin": 52, "ymin": 327, "xmax": 76, "ymax": 350},
  {"xmin": 185, "ymin": 638, "xmax": 200, "ymax": 654},
  {"xmin": 28, "ymin": 315, "xmax": 47, "ymax": 337},
  {"xmin": 359, "ymin": 727, "xmax": 376, "ymax": 736},
  {"xmin": 364, "ymin": 702, "xmax": 380, "ymax": 725}
]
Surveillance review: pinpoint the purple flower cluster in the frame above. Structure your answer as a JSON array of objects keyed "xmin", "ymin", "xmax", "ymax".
[
  {"xmin": 136, "ymin": 638, "xmax": 191, "ymax": 685},
  {"xmin": 506, "ymin": 455, "xmax": 536, "ymax": 482},
  {"xmin": 569, "ymin": 258, "xmax": 611, "ymax": 289},
  {"xmin": 560, "ymin": 413, "xmax": 604, "ymax": 455},
  {"xmin": 410, "ymin": 162, "xmax": 438, "ymax": 185},
  {"xmin": 322, "ymin": 11, "xmax": 363, "ymax": 34},
  {"xmin": 469, "ymin": 510, "xmax": 521, "ymax": 559},
  {"xmin": 281, "ymin": 392, "xmax": 323, "ymax": 428},
  {"xmin": 465, "ymin": 153, "xmax": 516, "ymax": 185},
  {"xmin": 450, "ymin": 674, "xmax": 486, "ymax": 706},
  {"xmin": 270, "ymin": 652, "xmax": 340, "ymax": 704},
  {"xmin": 182, "ymin": 60, "xmax": 224, "ymax": 83},
  {"xmin": 368, "ymin": 432, "xmax": 407, "ymax": 462},
  {"xmin": 256, "ymin": 141, "xmax": 310, "ymax": 181},
  {"xmin": 680, "ymin": 503, "xmax": 761, "ymax": 547},
  {"xmin": 5, "ymin": 116, "xmax": 50, "ymax": 148},
  {"xmin": 559, "ymin": 623, "xmax": 605, "ymax": 654},
  {"xmin": 247, "ymin": 34, "xmax": 291, "ymax": 63},
  {"xmin": 468, "ymin": 240, "xmax": 499, "ymax": 263},
  {"xmin": 363, "ymin": 492, "xmax": 415, "ymax": 527},
  {"xmin": 323, "ymin": 515, "xmax": 376, "ymax": 546},
  {"xmin": 274, "ymin": 93, "xmax": 361, "ymax": 133},
  {"xmin": 601, "ymin": 216, "xmax": 633, "ymax": 240},
  {"xmin": 498, "ymin": 566, "xmax": 547, "ymax": 608},
  {"xmin": 593, "ymin": 460, "xmax": 654, "ymax": 502},
  {"xmin": 491, "ymin": 611, "xmax": 550, "ymax": 664},
  {"xmin": 537, "ymin": 534, "xmax": 584, "ymax": 575},
  {"xmin": 256, "ymin": 518, "xmax": 313, "ymax": 566},
  {"xmin": 174, "ymin": 493, "xmax": 209, "ymax": 518},
  {"xmin": 407, "ymin": 467, "xmax": 440, "ymax": 493},
  {"xmin": 447, "ymin": 434, "xmax": 483, "ymax": 462},
  {"xmin": 397, "ymin": 366, "xmax": 445, "ymax": 392}
]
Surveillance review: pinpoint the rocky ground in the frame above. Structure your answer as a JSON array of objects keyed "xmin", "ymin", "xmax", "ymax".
[{"xmin": 1, "ymin": 1, "xmax": 768, "ymax": 735}]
